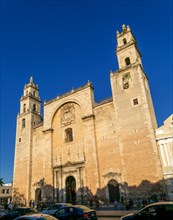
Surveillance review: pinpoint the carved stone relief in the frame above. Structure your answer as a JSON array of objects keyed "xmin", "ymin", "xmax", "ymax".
[
  {"xmin": 122, "ymin": 72, "xmax": 131, "ymax": 89},
  {"xmin": 61, "ymin": 103, "xmax": 75, "ymax": 126}
]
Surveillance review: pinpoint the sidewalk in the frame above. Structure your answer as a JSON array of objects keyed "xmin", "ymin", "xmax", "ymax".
[
  {"xmin": 96, "ymin": 210, "xmax": 134, "ymax": 217},
  {"xmin": 94, "ymin": 205, "xmax": 135, "ymax": 217}
]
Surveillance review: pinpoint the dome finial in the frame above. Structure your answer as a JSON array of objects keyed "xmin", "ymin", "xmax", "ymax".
[
  {"xmin": 122, "ymin": 24, "xmax": 126, "ymax": 30},
  {"xmin": 30, "ymin": 76, "xmax": 33, "ymax": 83}
]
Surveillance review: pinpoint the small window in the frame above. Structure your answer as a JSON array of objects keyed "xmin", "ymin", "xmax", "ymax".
[
  {"xmin": 125, "ymin": 57, "xmax": 131, "ymax": 66},
  {"xmin": 33, "ymin": 91, "xmax": 36, "ymax": 96},
  {"xmin": 19, "ymin": 138, "xmax": 21, "ymax": 142},
  {"xmin": 123, "ymin": 38, "xmax": 127, "ymax": 44},
  {"xmin": 33, "ymin": 104, "xmax": 36, "ymax": 111},
  {"xmin": 22, "ymin": 119, "xmax": 25, "ymax": 128},
  {"xmin": 133, "ymin": 98, "xmax": 138, "ymax": 105},
  {"xmin": 23, "ymin": 104, "xmax": 26, "ymax": 113},
  {"xmin": 65, "ymin": 128, "xmax": 73, "ymax": 143},
  {"xmin": 1, "ymin": 189, "xmax": 5, "ymax": 194},
  {"xmin": 6, "ymin": 189, "xmax": 9, "ymax": 194}
]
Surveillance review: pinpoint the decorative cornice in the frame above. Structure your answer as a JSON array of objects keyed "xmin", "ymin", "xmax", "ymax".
[
  {"xmin": 44, "ymin": 82, "xmax": 93, "ymax": 106},
  {"xmin": 42, "ymin": 128, "xmax": 54, "ymax": 133},
  {"xmin": 116, "ymin": 40, "xmax": 135, "ymax": 52},
  {"xmin": 94, "ymin": 97, "xmax": 113, "ymax": 107},
  {"xmin": 54, "ymin": 160, "xmax": 85, "ymax": 169},
  {"xmin": 103, "ymin": 171, "xmax": 121, "ymax": 178},
  {"xmin": 81, "ymin": 114, "xmax": 95, "ymax": 121},
  {"xmin": 156, "ymin": 136, "xmax": 173, "ymax": 141},
  {"xmin": 20, "ymin": 95, "xmax": 41, "ymax": 103}
]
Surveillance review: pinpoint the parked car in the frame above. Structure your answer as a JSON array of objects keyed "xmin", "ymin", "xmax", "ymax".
[
  {"xmin": 41, "ymin": 203, "xmax": 72, "ymax": 215},
  {"xmin": 13, "ymin": 213, "xmax": 58, "ymax": 220},
  {"xmin": 120, "ymin": 201, "xmax": 173, "ymax": 220},
  {"xmin": 53, "ymin": 204, "xmax": 97, "ymax": 220},
  {"xmin": 0, "ymin": 207, "xmax": 38, "ymax": 220}
]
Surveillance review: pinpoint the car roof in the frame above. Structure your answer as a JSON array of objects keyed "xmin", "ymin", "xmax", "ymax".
[
  {"xmin": 51, "ymin": 203, "xmax": 72, "ymax": 205},
  {"xmin": 57, "ymin": 205, "xmax": 93, "ymax": 210},
  {"xmin": 75, "ymin": 205, "xmax": 93, "ymax": 210},
  {"xmin": 55, "ymin": 205, "xmax": 76, "ymax": 209},
  {"xmin": 14, "ymin": 213, "xmax": 57, "ymax": 219},
  {"xmin": 13, "ymin": 207, "xmax": 35, "ymax": 209},
  {"xmin": 147, "ymin": 201, "xmax": 173, "ymax": 206},
  {"xmin": 135, "ymin": 201, "xmax": 173, "ymax": 214}
]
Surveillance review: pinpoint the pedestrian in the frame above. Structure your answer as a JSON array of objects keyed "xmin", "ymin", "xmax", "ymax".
[
  {"xmin": 89, "ymin": 198, "xmax": 93, "ymax": 207},
  {"xmin": 120, "ymin": 196, "xmax": 124, "ymax": 210},
  {"xmin": 4, "ymin": 203, "xmax": 8, "ymax": 210},
  {"xmin": 114, "ymin": 199, "xmax": 118, "ymax": 210},
  {"xmin": 120, "ymin": 196, "xmax": 124, "ymax": 204},
  {"xmin": 128, "ymin": 198, "xmax": 133, "ymax": 209},
  {"xmin": 8, "ymin": 202, "xmax": 13, "ymax": 211},
  {"xmin": 95, "ymin": 199, "xmax": 99, "ymax": 208},
  {"xmin": 136, "ymin": 198, "xmax": 142, "ymax": 209},
  {"xmin": 31, "ymin": 200, "xmax": 35, "ymax": 208},
  {"xmin": 142, "ymin": 198, "xmax": 148, "ymax": 207}
]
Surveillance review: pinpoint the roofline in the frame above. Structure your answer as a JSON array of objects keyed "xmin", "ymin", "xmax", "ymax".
[{"xmin": 44, "ymin": 81, "xmax": 93, "ymax": 106}]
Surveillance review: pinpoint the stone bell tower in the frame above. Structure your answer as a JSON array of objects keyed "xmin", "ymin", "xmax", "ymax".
[
  {"xmin": 13, "ymin": 76, "xmax": 42, "ymax": 205},
  {"xmin": 110, "ymin": 25, "xmax": 164, "ymax": 197}
]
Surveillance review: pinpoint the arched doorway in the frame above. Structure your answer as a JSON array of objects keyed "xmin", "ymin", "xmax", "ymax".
[
  {"xmin": 66, "ymin": 176, "xmax": 76, "ymax": 204},
  {"xmin": 35, "ymin": 188, "xmax": 41, "ymax": 205},
  {"xmin": 108, "ymin": 179, "xmax": 120, "ymax": 202}
]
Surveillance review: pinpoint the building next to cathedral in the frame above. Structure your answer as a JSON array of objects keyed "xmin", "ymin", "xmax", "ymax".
[
  {"xmin": 13, "ymin": 25, "xmax": 167, "ymax": 206},
  {"xmin": 155, "ymin": 115, "xmax": 173, "ymax": 201}
]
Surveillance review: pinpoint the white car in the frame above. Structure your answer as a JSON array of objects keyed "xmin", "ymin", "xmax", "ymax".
[
  {"xmin": 14, "ymin": 213, "xmax": 57, "ymax": 220},
  {"xmin": 41, "ymin": 203, "xmax": 72, "ymax": 215}
]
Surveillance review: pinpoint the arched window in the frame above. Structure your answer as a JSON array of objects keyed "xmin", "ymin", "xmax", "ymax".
[
  {"xmin": 65, "ymin": 128, "xmax": 73, "ymax": 142},
  {"xmin": 23, "ymin": 104, "xmax": 26, "ymax": 113},
  {"xmin": 22, "ymin": 118, "xmax": 25, "ymax": 128},
  {"xmin": 125, "ymin": 57, "xmax": 131, "ymax": 66},
  {"xmin": 123, "ymin": 38, "xmax": 127, "ymax": 44},
  {"xmin": 33, "ymin": 104, "xmax": 36, "ymax": 111}
]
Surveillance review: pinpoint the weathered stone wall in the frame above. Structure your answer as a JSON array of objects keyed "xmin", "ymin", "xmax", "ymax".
[
  {"xmin": 110, "ymin": 65, "xmax": 164, "ymax": 198},
  {"xmin": 13, "ymin": 26, "xmax": 166, "ymax": 205}
]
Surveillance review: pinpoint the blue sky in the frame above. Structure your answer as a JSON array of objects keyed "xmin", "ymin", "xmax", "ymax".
[{"xmin": 0, "ymin": 0, "xmax": 172, "ymax": 183}]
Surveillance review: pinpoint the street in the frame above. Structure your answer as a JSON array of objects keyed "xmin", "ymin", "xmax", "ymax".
[
  {"xmin": 95, "ymin": 208, "xmax": 133, "ymax": 220},
  {"xmin": 98, "ymin": 218, "xmax": 120, "ymax": 220}
]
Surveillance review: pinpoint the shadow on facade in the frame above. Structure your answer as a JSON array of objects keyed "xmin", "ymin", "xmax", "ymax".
[
  {"xmin": 12, "ymin": 177, "xmax": 172, "ymax": 207},
  {"xmin": 13, "ymin": 187, "xmax": 26, "ymax": 206}
]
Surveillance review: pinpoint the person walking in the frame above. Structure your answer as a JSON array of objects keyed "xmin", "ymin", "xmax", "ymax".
[
  {"xmin": 8, "ymin": 202, "xmax": 13, "ymax": 211},
  {"xmin": 128, "ymin": 198, "xmax": 133, "ymax": 210},
  {"xmin": 114, "ymin": 199, "xmax": 118, "ymax": 210}
]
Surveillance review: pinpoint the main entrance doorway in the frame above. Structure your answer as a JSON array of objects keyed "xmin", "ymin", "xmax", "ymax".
[
  {"xmin": 108, "ymin": 179, "xmax": 120, "ymax": 202},
  {"xmin": 66, "ymin": 176, "xmax": 76, "ymax": 204}
]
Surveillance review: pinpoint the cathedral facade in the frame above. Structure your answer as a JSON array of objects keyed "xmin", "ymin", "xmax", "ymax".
[{"xmin": 13, "ymin": 25, "xmax": 165, "ymax": 206}]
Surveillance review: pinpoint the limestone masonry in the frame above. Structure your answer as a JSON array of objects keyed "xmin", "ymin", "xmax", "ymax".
[{"xmin": 13, "ymin": 25, "xmax": 166, "ymax": 206}]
